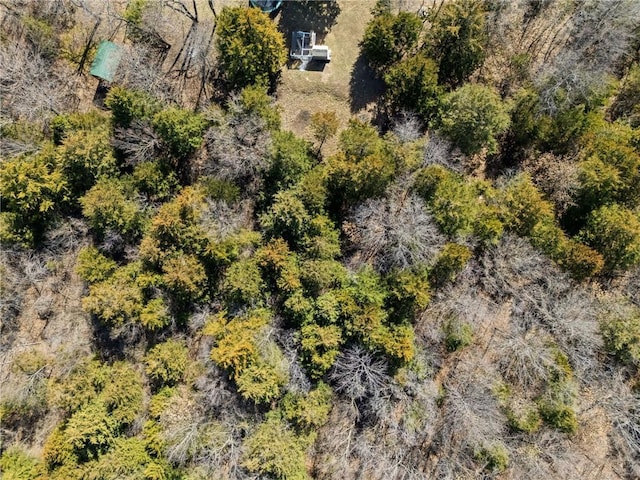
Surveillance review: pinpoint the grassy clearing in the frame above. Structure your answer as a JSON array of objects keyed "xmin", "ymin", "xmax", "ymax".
[{"xmin": 275, "ymin": 0, "xmax": 382, "ymax": 152}]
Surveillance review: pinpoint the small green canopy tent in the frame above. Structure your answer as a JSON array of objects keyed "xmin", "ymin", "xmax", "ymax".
[
  {"xmin": 90, "ymin": 41, "xmax": 123, "ymax": 82},
  {"xmin": 250, "ymin": 0, "xmax": 282, "ymax": 13}
]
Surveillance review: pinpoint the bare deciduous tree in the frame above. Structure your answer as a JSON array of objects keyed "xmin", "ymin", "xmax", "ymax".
[
  {"xmin": 603, "ymin": 376, "xmax": 640, "ymax": 477},
  {"xmin": 523, "ymin": 152, "xmax": 580, "ymax": 216},
  {"xmin": 114, "ymin": 44, "xmax": 177, "ymax": 104},
  {"xmin": 423, "ymin": 133, "xmax": 464, "ymax": 173},
  {"xmin": 203, "ymin": 102, "xmax": 272, "ymax": 192},
  {"xmin": 112, "ymin": 120, "xmax": 163, "ymax": 166},
  {"xmin": 199, "ymin": 198, "xmax": 254, "ymax": 240},
  {"xmin": 43, "ymin": 218, "xmax": 88, "ymax": 257},
  {"xmin": 392, "ymin": 111, "xmax": 423, "ymax": 144},
  {"xmin": 347, "ymin": 188, "xmax": 445, "ymax": 272},
  {"xmin": 279, "ymin": 328, "xmax": 311, "ymax": 394},
  {"xmin": 624, "ymin": 266, "xmax": 640, "ymax": 307},
  {"xmin": 329, "ymin": 345, "xmax": 390, "ymax": 403},
  {"xmin": 0, "ymin": 43, "xmax": 80, "ymax": 123},
  {"xmin": 495, "ymin": 327, "xmax": 556, "ymax": 390},
  {"xmin": 534, "ymin": 0, "xmax": 640, "ymax": 114},
  {"xmin": 477, "ymin": 234, "xmax": 570, "ymax": 302},
  {"xmin": 432, "ymin": 356, "xmax": 507, "ymax": 478},
  {"xmin": 546, "ymin": 288, "xmax": 601, "ymax": 380}
]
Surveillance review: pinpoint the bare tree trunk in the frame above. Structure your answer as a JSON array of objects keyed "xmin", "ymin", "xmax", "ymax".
[{"xmin": 77, "ymin": 18, "xmax": 101, "ymax": 74}]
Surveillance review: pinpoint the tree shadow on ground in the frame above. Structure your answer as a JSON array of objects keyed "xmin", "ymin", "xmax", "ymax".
[
  {"xmin": 287, "ymin": 58, "xmax": 329, "ymax": 71},
  {"xmin": 278, "ymin": 0, "xmax": 341, "ymax": 50},
  {"xmin": 349, "ymin": 51, "xmax": 385, "ymax": 113}
]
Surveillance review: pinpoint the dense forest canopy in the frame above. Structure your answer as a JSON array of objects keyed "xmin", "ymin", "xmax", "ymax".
[{"xmin": 1, "ymin": 1, "xmax": 640, "ymax": 479}]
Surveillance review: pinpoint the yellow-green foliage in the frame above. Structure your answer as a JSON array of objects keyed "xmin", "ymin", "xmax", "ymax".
[
  {"xmin": 0, "ymin": 447, "xmax": 45, "ymax": 480},
  {"xmin": 152, "ymin": 108, "xmax": 205, "ymax": 159},
  {"xmin": 414, "ymin": 165, "xmax": 503, "ymax": 244},
  {"xmin": 105, "ymin": 86, "xmax": 161, "ymax": 128},
  {"xmin": 205, "ymin": 229, "xmax": 262, "ymax": 270},
  {"xmin": 85, "ymin": 436, "xmax": 172, "ymax": 480},
  {"xmin": 205, "ymin": 309, "xmax": 288, "ymax": 403},
  {"xmin": 387, "ymin": 268, "xmax": 431, "ymax": 321},
  {"xmin": 240, "ymin": 84, "xmax": 282, "ymax": 131},
  {"xmin": 300, "ymin": 324, "xmax": 343, "ymax": 378},
  {"xmin": 235, "ymin": 360, "xmax": 288, "ymax": 404},
  {"xmin": 442, "ymin": 316, "xmax": 473, "ymax": 352},
  {"xmin": 384, "ymin": 54, "xmax": 442, "ymax": 120},
  {"xmin": 75, "ymin": 246, "xmax": 117, "ymax": 284},
  {"xmin": 414, "ymin": 164, "xmax": 450, "ymax": 200},
  {"xmin": 600, "ymin": 302, "xmax": 640, "ymax": 365},
  {"xmin": 0, "ymin": 147, "xmax": 67, "ymax": 245},
  {"xmin": 326, "ymin": 119, "xmax": 396, "ymax": 206},
  {"xmin": 265, "ymin": 131, "xmax": 312, "ymax": 197},
  {"xmin": 496, "ymin": 383, "xmax": 542, "ymax": 434},
  {"xmin": 426, "ymin": 0, "xmax": 487, "ymax": 87},
  {"xmin": 299, "ymin": 259, "xmax": 348, "ymax": 296},
  {"xmin": 148, "ymin": 387, "xmax": 177, "ymax": 420},
  {"xmin": 242, "ymin": 414, "xmax": 312, "ymax": 480},
  {"xmin": 537, "ymin": 378, "xmax": 578, "ymax": 434},
  {"xmin": 336, "ymin": 268, "xmax": 417, "ymax": 363},
  {"xmin": 161, "ymin": 254, "xmax": 208, "ymax": 303},
  {"xmin": 2, "ymin": 352, "xmax": 49, "ymax": 421},
  {"xmin": 45, "ymin": 361, "xmax": 143, "ymax": 468},
  {"xmin": 499, "ymin": 174, "xmax": 555, "ymax": 237},
  {"xmin": 82, "ymin": 262, "xmax": 169, "ymax": 330},
  {"xmin": 260, "ymin": 193, "xmax": 339, "ymax": 262},
  {"xmin": 256, "ymin": 238, "xmax": 302, "ymax": 294},
  {"xmin": 430, "ymin": 173, "xmax": 480, "ymax": 237},
  {"xmin": 1, "ymin": 119, "xmax": 45, "ymax": 148},
  {"xmin": 260, "ymin": 190, "xmax": 312, "ymax": 248},
  {"xmin": 556, "ymin": 238, "xmax": 604, "ymax": 280},
  {"xmin": 62, "ymin": 400, "xmax": 118, "ymax": 461},
  {"xmin": 579, "ymin": 119, "xmax": 640, "ymax": 208},
  {"xmin": 139, "ymin": 297, "xmax": 171, "ymax": 330},
  {"xmin": 372, "ymin": 324, "xmax": 416, "ymax": 363},
  {"xmin": 143, "ymin": 387, "xmax": 177, "ymax": 456},
  {"xmin": 538, "ymin": 396, "xmax": 578, "ymax": 434},
  {"xmin": 145, "ymin": 339, "xmax": 189, "ymax": 387},
  {"xmin": 222, "ymin": 258, "xmax": 266, "ymax": 307},
  {"xmin": 302, "ymin": 215, "xmax": 342, "ymax": 260},
  {"xmin": 474, "ymin": 442, "xmax": 510, "ymax": 473},
  {"xmin": 282, "ymin": 382, "xmax": 333, "ymax": 430},
  {"xmin": 361, "ymin": 10, "xmax": 422, "ymax": 71},
  {"xmin": 430, "ymin": 243, "xmax": 472, "ymax": 285},
  {"xmin": 49, "ymin": 360, "xmax": 109, "ymax": 414},
  {"xmin": 216, "ymin": 6, "xmax": 287, "ymax": 89},
  {"xmin": 50, "ymin": 110, "xmax": 109, "ymax": 145},
  {"xmin": 506, "ymin": 404, "xmax": 542, "ymax": 434},
  {"xmin": 579, "ymin": 204, "xmax": 640, "ymax": 271},
  {"xmin": 123, "ymin": 0, "xmax": 147, "ymax": 25},
  {"xmin": 132, "ymin": 160, "xmax": 179, "ymax": 202},
  {"xmin": 292, "ymin": 166, "xmax": 328, "ymax": 214},
  {"xmin": 12, "ymin": 350, "xmax": 48, "ymax": 375},
  {"xmin": 282, "ymin": 289, "xmax": 315, "ymax": 326},
  {"xmin": 309, "ymin": 110, "xmax": 339, "ymax": 147},
  {"xmin": 205, "ymin": 309, "xmax": 269, "ymax": 376},
  {"xmin": 139, "ymin": 186, "xmax": 211, "ymax": 267},
  {"xmin": 312, "ymin": 290, "xmax": 342, "ymax": 327},
  {"xmin": 438, "ymin": 84, "xmax": 510, "ymax": 155},
  {"xmin": 56, "ymin": 127, "xmax": 118, "ymax": 196},
  {"xmin": 80, "ymin": 178, "xmax": 144, "ymax": 239}
]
